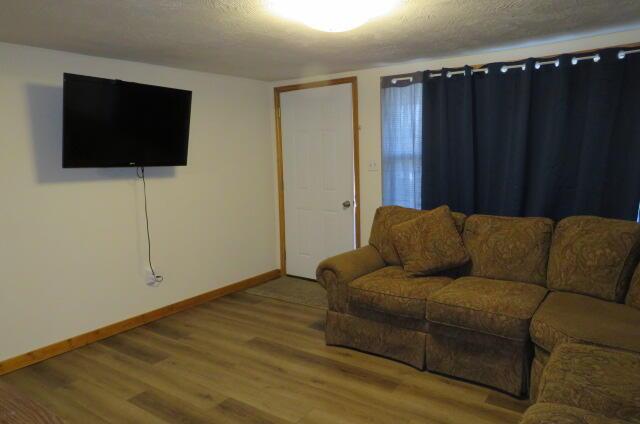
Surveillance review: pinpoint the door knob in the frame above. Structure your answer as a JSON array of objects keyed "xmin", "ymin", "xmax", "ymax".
[{"xmin": 342, "ymin": 200, "xmax": 351, "ymax": 208}]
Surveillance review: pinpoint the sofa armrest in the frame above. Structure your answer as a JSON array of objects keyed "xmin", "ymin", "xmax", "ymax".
[{"xmin": 316, "ymin": 245, "xmax": 385, "ymax": 312}]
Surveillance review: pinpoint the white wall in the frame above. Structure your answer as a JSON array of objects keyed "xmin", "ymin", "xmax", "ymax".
[
  {"xmin": 270, "ymin": 28, "xmax": 640, "ymax": 244},
  {"xmin": 0, "ymin": 42, "xmax": 277, "ymax": 361}
]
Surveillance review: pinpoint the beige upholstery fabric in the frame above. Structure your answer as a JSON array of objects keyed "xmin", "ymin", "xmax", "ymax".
[
  {"xmin": 317, "ymin": 245, "xmax": 385, "ymax": 289},
  {"xmin": 547, "ymin": 216, "xmax": 640, "ymax": 302},
  {"xmin": 427, "ymin": 276, "xmax": 548, "ymax": 340},
  {"xmin": 463, "ymin": 215, "xmax": 554, "ymax": 285},
  {"xmin": 520, "ymin": 403, "xmax": 631, "ymax": 424},
  {"xmin": 347, "ymin": 304, "xmax": 429, "ymax": 332},
  {"xmin": 391, "ymin": 205, "xmax": 469, "ymax": 276},
  {"xmin": 530, "ymin": 292, "xmax": 640, "ymax": 354},
  {"xmin": 325, "ymin": 310, "xmax": 426, "ymax": 369},
  {"xmin": 626, "ymin": 262, "xmax": 640, "ymax": 309},
  {"xmin": 531, "ymin": 346, "xmax": 551, "ymax": 402},
  {"xmin": 316, "ymin": 245, "xmax": 385, "ymax": 313},
  {"xmin": 369, "ymin": 206, "xmax": 466, "ymax": 265},
  {"xmin": 538, "ymin": 343, "xmax": 640, "ymax": 422},
  {"xmin": 349, "ymin": 266, "xmax": 451, "ymax": 320},
  {"xmin": 530, "ymin": 357, "xmax": 545, "ymax": 403},
  {"xmin": 534, "ymin": 345, "xmax": 551, "ymax": 365},
  {"xmin": 427, "ymin": 323, "xmax": 532, "ymax": 396}
]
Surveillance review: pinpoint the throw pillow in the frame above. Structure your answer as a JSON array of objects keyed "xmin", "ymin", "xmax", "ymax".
[{"xmin": 391, "ymin": 205, "xmax": 469, "ymax": 276}]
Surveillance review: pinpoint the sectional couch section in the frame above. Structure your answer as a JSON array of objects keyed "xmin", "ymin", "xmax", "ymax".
[{"xmin": 316, "ymin": 206, "xmax": 640, "ymax": 411}]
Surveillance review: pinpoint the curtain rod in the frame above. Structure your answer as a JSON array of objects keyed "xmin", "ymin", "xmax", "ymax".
[
  {"xmin": 388, "ymin": 43, "xmax": 640, "ymax": 82},
  {"xmin": 428, "ymin": 68, "xmax": 489, "ymax": 78},
  {"xmin": 426, "ymin": 48, "xmax": 638, "ymax": 78},
  {"xmin": 534, "ymin": 59, "xmax": 559, "ymax": 69},
  {"xmin": 391, "ymin": 76, "xmax": 413, "ymax": 84},
  {"xmin": 619, "ymin": 48, "xmax": 640, "ymax": 59}
]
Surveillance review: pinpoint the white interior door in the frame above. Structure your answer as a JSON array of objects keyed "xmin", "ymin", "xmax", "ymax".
[{"xmin": 280, "ymin": 83, "xmax": 356, "ymax": 279}]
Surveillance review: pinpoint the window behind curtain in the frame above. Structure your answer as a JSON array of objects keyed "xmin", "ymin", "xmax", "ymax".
[{"xmin": 380, "ymin": 72, "xmax": 423, "ymax": 209}]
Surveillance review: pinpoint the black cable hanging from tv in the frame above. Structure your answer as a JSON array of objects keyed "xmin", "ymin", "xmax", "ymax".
[{"xmin": 137, "ymin": 166, "xmax": 163, "ymax": 285}]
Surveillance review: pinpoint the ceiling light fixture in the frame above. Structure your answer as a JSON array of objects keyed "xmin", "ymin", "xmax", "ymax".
[{"xmin": 266, "ymin": 0, "xmax": 401, "ymax": 33}]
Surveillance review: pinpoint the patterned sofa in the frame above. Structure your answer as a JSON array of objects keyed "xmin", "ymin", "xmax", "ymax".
[
  {"xmin": 521, "ymin": 343, "xmax": 640, "ymax": 423},
  {"xmin": 528, "ymin": 217, "xmax": 640, "ymax": 400},
  {"xmin": 316, "ymin": 206, "xmax": 640, "ymax": 404}
]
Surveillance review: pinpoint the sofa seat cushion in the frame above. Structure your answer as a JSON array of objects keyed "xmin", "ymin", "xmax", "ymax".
[
  {"xmin": 369, "ymin": 206, "xmax": 466, "ymax": 266},
  {"xmin": 547, "ymin": 216, "xmax": 640, "ymax": 302},
  {"xmin": 348, "ymin": 266, "xmax": 451, "ymax": 321},
  {"xmin": 538, "ymin": 343, "xmax": 640, "ymax": 422},
  {"xmin": 391, "ymin": 205, "xmax": 469, "ymax": 276},
  {"xmin": 520, "ymin": 403, "xmax": 630, "ymax": 424},
  {"xmin": 427, "ymin": 276, "xmax": 548, "ymax": 340},
  {"xmin": 462, "ymin": 215, "xmax": 554, "ymax": 286},
  {"xmin": 530, "ymin": 292, "xmax": 640, "ymax": 354}
]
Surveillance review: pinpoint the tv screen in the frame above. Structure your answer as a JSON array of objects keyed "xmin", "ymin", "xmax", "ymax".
[{"xmin": 63, "ymin": 73, "xmax": 192, "ymax": 168}]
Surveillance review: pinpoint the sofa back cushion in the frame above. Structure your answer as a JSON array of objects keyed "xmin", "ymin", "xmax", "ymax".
[
  {"xmin": 369, "ymin": 206, "xmax": 466, "ymax": 265},
  {"xmin": 627, "ymin": 262, "xmax": 640, "ymax": 309},
  {"xmin": 548, "ymin": 216, "xmax": 640, "ymax": 302},
  {"xmin": 462, "ymin": 215, "xmax": 554, "ymax": 285}
]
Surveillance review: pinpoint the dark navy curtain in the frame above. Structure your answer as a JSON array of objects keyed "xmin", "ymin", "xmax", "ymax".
[{"xmin": 421, "ymin": 48, "xmax": 640, "ymax": 221}]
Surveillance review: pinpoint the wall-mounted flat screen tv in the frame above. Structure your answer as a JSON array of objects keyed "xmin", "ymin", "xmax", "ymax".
[{"xmin": 63, "ymin": 73, "xmax": 192, "ymax": 168}]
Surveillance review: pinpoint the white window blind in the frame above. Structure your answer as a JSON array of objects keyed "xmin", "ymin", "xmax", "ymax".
[{"xmin": 380, "ymin": 73, "xmax": 423, "ymax": 209}]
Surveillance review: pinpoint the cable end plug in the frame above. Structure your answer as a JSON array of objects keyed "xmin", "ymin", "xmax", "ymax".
[{"xmin": 146, "ymin": 270, "xmax": 164, "ymax": 287}]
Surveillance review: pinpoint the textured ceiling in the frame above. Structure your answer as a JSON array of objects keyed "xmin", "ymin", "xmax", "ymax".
[{"xmin": 2, "ymin": 0, "xmax": 640, "ymax": 81}]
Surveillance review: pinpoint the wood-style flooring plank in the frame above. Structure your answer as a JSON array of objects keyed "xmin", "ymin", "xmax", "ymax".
[
  {"xmin": 2, "ymin": 369, "xmax": 111, "ymax": 424},
  {"xmin": 211, "ymin": 398, "xmax": 293, "ymax": 424},
  {"xmin": 245, "ymin": 337, "xmax": 401, "ymax": 391},
  {"xmin": 35, "ymin": 349, "xmax": 146, "ymax": 399},
  {"xmin": 144, "ymin": 320, "xmax": 192, "ymax": 340},
  {"xmin": 128, "ymin": 389, "xmax": 222, "ymax": 424},
  {"xmin": 55, "ymin": 378, "xmax": 169, "ymax": 424},
  {"xmin": 83, "ymin": 342, "xmax": 227, "ymax": 411},
  {"xmin": 0, "ymin": 381, "xmax": 64, "ymax": 424},
  {"xmin": 484, "ymin": 392, "xmax": 531, "ymax": 414},
  {"xmin": 100, "ymin": 333, "xmax": 170, "ymax": 364},
  {"xmin": 0, "ymin": 290, "xmax": 525, "ymax": 423},
  {"xmin": 146, "ymin": 330, "xmax": 409, "ymax": 424}
]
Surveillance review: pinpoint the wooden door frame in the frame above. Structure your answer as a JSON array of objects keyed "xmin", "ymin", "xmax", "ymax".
[{"xmin": 274, "ymin": 77, "xmax": 361, "ymax": 275}]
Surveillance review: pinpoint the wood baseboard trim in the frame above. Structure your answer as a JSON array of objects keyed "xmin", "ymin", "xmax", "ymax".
[{"xmin": 0, "ymin": 269, "xmax": 281, "ymax": 376}]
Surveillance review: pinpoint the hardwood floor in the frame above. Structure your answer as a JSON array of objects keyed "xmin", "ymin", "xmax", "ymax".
[
  {"xmin": 0, "ymin": 291, "xmax": 529, "ymax": 423},
  {"xmin": 0, "ymin": 381, "xmax": 64, "ymax": 423}
]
